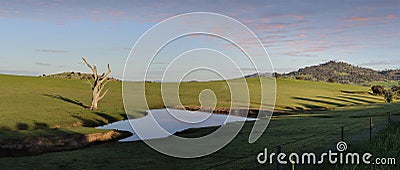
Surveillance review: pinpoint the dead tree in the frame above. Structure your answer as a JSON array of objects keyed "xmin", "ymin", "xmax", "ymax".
[{"xmin": 82, "ymin": 57, "xmax": 111, "ymax": 110}]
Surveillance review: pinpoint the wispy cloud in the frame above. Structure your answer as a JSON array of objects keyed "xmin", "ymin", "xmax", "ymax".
[
  {"xmin": 36, "ymin": 49, "xmax": 67, "ymax": 53},
  {"xmin": 1, "ymin": 0, "xmax": 399, "ymax": 75},
  {"xmin": 238, "ymin": 67, "xmax": 257, "ymax": 71},
  {"xmin": 0, "ymin": 9, "xmax": 20, "ymax": 16},
  {"xmin": 35, "ymin": 62, "xmax": 51, "ymax": 66},
  {"xmin": 344, "ymin": 14, "xmax": 397, "ymax": 23},
  {"xmin": 152, "ymin": 62, "xmax": 167, "ymax": 65},
  {"xmin": 361, "ymin": 60, "xmax": 400, "ymax": 67},
  {"xmin": 0, "ymin": 69, "xmax": 38, "ymax": 76}
]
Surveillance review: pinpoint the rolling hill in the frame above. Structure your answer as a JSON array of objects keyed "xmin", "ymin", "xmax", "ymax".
[
  {"xmin": 279, "ymin": 61, "xmax": 399, "ymax": 84},
  {"xmin": 0, "ymin": 73, "xmax": 384, "ymax": 140}
]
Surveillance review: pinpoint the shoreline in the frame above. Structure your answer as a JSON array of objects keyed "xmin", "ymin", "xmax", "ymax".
[{"xmin": 0, "ymin": 130, "xmax": 132, "ymax": 157}]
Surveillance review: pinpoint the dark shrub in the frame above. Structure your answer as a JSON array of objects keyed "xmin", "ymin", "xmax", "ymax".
[
  {"xmin": 384, "ymin": 90, "xmax": 393, "ymax": 103},
  {"xmin": 371, "ymin": 85, "xmax": 385, "ymax": 95},
  {"xmin": 391, "ymin": 85, "xmax": 400, "ymax": 96},
  {"xmin": 327, "ymin": 78, "xmax": 335, "ymax": 83}
]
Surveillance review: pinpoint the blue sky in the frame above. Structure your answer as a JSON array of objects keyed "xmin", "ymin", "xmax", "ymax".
[{"xmin": 0, "ymin": 0, "xmax": 399, "ymax": 79}]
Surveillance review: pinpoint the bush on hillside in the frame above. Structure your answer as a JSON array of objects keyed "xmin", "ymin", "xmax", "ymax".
[
  {"xmin": 371, "ymin": 85, "xmax": 385, "ymax": 95},
  {"xmin": 384, "ymin": 90, "xmax": 394, "ymax": 103}
]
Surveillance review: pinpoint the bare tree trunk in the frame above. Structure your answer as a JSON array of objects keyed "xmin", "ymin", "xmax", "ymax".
[{"xmin": 82, "ymin": 57, "xmax": 111, "ymax": 110}]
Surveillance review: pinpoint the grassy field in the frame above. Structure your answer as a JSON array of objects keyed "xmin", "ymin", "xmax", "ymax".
[
  {"xmin": 142, "ymin": 77, "xmax": 384, "ymax": 111},
  {"xmin": 0, "ymin": 73, "xmax": 398, "ymax": 169},
  {"xmin": 0, "ymin": 74, "xmax": 385, "ymax": 140},
  {"xmin": 0, "ymin": 74, "xmax": 125, "ymax": 141},
  {"xmin": 0, "ymin": 103, "xmax": 398, "ymax": 169},
  {"xmin": 333, "ymin": 121, "xmax": 400, "ymax": 169}
]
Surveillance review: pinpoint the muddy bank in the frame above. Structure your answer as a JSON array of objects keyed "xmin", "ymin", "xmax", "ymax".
[
  {"xmin": 171, "ymin": 105, "xmax": 274, "ymax": 118},
  {"xmin": 0, "ymin": 130, "xmax": 132, "ymax": 157}
]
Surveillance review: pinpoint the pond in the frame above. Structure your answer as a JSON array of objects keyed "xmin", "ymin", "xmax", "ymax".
[{"xmin": 97, "ymin": 109, "xmax": 256, "ymax": 142}]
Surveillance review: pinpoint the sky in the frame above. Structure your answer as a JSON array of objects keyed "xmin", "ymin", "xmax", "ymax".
[{"xmin": 0, "ymin": 0, "xmax": 399, "ymax": 80}]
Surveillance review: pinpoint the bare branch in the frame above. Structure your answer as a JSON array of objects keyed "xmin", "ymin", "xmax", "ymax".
[
  {"xmin": 98, "ymin": 87, "xmax": 111, "ymax": 101},
  {"xmin": 82, "ymin": 57, "xmax": 94, "ymax": 71},
  {"xmin": 100, "ymin": 79, "xmax": 110, "ymax": 90},
  {"xmin": 99, "ymin": 64, "xmax": 111, "ymax": 84},
  {"xmin": 93, "ymin": 65, "xmax": 98, "ymax": 79},
  {"xmin": 104, "ymin": 64, "xmax": 111, "ymax": 78},
  {"xmin": 83, "ymin": 57, "xmax": 98, "ymax": 80}
]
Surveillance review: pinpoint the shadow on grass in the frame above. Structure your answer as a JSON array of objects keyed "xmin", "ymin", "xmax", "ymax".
[
  {"xmin": 34, "ymin": 122, "xmax": 50, "ymax": 130},
  {"xmin": 43, "ymin": 93, "xmax": 89, "ymax": 109},
  {"xmin": 93, "ymin": 112, "xmax": 119, "ymax": 123},
  {"xmin": 72, "ymin": 115, "xmax": 106, "ymax": 127},
  {"xmin": 16, "ymin": 123, "xmax": 29, "ymax": 130},
  {"xmin": 298, "ymin": 103, "xmax": 328, "ymax": 111},
  {"xmin": 292, "ymin": 96, "xmax": 347, "ymax": 107},
  {"xmin": 316, "ymin": 95, "xmax": 361, "ymax": 105},
  {"xmin": 340, "ymin": 90, "xmax": 367, "ymax": 94},
  {"xmin": 343, "ymin": 93, "xmax": 384, "ymax": 101},
  {"xmin": 71, "ymin": 112, "xmax": 127, "ymax": 127},
  {"xmin": 8, "ymin": 122, "xmax": 52, "ymax": 131},
  {"xmin": 337, "ymin": 95, "xmax": 375, "ymax": 104}
]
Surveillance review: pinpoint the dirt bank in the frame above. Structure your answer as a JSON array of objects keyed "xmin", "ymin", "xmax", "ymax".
[{"xmin": 0, "ymin": 130, "xmax": 132, "ymax": 157}]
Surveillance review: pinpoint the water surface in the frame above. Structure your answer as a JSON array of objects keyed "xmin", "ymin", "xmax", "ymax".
[{"xmin": 97, "ymin": 109, "xmax": 255, "ymax": 142}]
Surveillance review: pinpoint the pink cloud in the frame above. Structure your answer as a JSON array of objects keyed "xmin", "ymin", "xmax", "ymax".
[
  {"xmin": 266, "ymin": 35, "xmax": 285, "ymax": 39},
  {"xmin": 241, "ymin": 19, "xmax": 256, "ymax": 24},
  {"xmin": 345, "ymin": 16, "xmax": 370, "ymax": 22},
  {"xmin": 294, "ymin": 15, "xmax": 303, "ymax": 20},
  {"xmin": 256, "ymin": 23, "xmax": 289, "ymax": 30},
  {"xmin": 260, "ymin": 17, "xmax": 270, "ymax": 23},
  {"xmin": 387, "ymin": 14, "xmax": 397, "ymax": 19},
  {"xmin": 107, "ymin": 10, "xmax": 125, "ymax": 17},
  {"xmin": 273, "ymin": 24, "xmax": 286, "ymax": 29},
  {"xmin": 296, "ymin": 33, "xmax": 307, "ymax": 37}
]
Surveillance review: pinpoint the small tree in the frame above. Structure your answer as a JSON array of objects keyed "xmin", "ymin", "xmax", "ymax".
[
  {"xmin": 391, "ymin": 86, "xmax": 400, "ymax": 96},
  {"xmin": 82, "ymin": 57, "xmax": 111, "ymax": 110},
  {"xmin": 384, "ymin": 90, "xmax": 393, "ymax": 103},
  {"xmin": 371, "ymin": 85, "xmax": 385, "ymax": 95},
  {"xmin": 272, "ymin": 72, "xmax": 280, "ymax": 79}
]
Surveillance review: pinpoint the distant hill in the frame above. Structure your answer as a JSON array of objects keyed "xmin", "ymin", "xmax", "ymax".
[
  {"xmin": 40, "ymin": 72, "xmax": 120, "ymax": 81},
  {"xmin": 379, "ymin": 69, "xmax": 400, "ymax": 80},
  {"xmin": 279, "ymin": 61, "xmax": 399, "ymax": 84},
  {"xmin": 244, "ymin": 72, "xmax": 272, "ymax": 78}
]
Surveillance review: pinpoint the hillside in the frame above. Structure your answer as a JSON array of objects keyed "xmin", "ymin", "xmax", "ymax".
[
  {"xmin": 0, "ymin": 73, "xmax": 383, "ymax": 138},
  {"xmin": 281, "ymin": 61, "xmax": 399, "ymax": 84},
  {"xmin": 0, "ymin": 73, "xmax": 396, "ymax": 166},
  {"xmin": 0, "ymin": 73, "xmax": 389, "ymax": 141},
  {"xmin": 40, "ymin": 72, "xmax": 120, "ymax": 81},
  {"xmin": 0, "ymin": 73, "xmax": 397, "ymax": 168}
]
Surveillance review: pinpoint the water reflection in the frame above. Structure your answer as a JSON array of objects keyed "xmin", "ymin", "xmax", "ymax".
[{"xmin": 97, "ymin": 109, "xmax": 255, "ymax": 142}]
